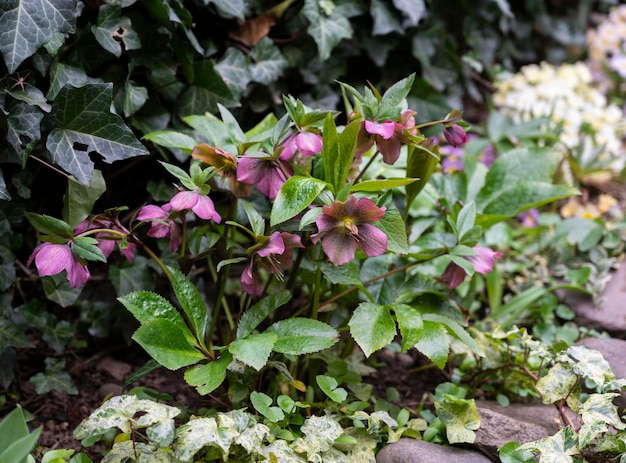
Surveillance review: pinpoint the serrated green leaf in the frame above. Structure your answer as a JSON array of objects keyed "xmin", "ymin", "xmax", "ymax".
[
  {"xmin": 322, "ymin": 118, "xmax": 358, "ymax": 193},
  {"xmin": 184, "ymin": 352, "xmax": 232, "ymax": 395},
  {"xmin": 46, "ymin": 83, "xmax": 148, "ymax": 185},
  {"xmin": 350, "ymin": 178, "xmax": 417, "ymax": 192},
  {"xmin": 71, "ymin": 236, "xmax": 106, "ymax": 262},
  {"xmin": 375, "ymin": 206, "xmax": 407, "ymax": 254},
  {"xmin": 167, "ymin": 266, "xmax": 209, "ymax": 343},
  {"xmin": 376, "ymin": 73, "xmax": 415, "ymax": 121},
  {"xmin": 422, "ymin": 313, "xmax": 482, "ymax": 356},
  {"xmin": 270, "ymin": 176, "xmax": 328, "ymax": 226},
  {"xmin": 0, "ymin": 0, "xmax": 81, "ymax": 73},
  {"xmin": 414, "ymin": 320, "xmax": 449, "ymax": 369},
  {"xmin": 241, "ymin": 200, "xmax": 265, "ymax": 236},
  {"xmin": 142, "ymin": 131, "xmax": 196, "ymax": 153},
  {"xmin": 349, "ymin": 302, "xmax": 396, "ymax": 357},
  {"xmin": 228, "ymin": 332, "xmax": 277, "ymax": 371},
  {"xmin": 24, "ymin": 212, "xmax": 73, "ymax": 239},
  {"xmin": 267, "ymin": 318, "xmax": 338, "ymax": 355},
  {"xmin": 236, "ymin": 290, "xmax": 291, "ymax": 339},
  {"xmin": 132, "ymin": 319, "xmax": 204, "ymax": 370},
  {"xmin": 393, "ymin": 304, "xmax": 423, "ymax": 351},
  {"xmin": 319, "ymin": 261, "xmax": 361, "ymax": 285}
]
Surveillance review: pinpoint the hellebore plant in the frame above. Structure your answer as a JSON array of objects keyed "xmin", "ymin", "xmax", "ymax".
[{"xmin": 23, "ymin": 75, "xmax": 580, "ymax": 460}]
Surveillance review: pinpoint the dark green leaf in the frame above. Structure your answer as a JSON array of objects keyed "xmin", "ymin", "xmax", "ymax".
[
  {"xmin": 270, "ymin": 176, "xmax": 328, "ymax": 226},
  {"xmin": 62, "ymin": 170, "xmax": 106, "ymax": 228},
  {"xmin": 393, "ymin": 304, "xmax": 423, "ymax": 351},
  {"xmin": 302, "ymin": 1, "xmax": 353, "ymax": 60},
  {"xmin": 184, "ymin": 351, "xmax": 232, "ymax": 395},
  {"xmin": 71, "ymin": 236, "xmax": 106, "ymax": 262},
  {"xmin": 349, "ymin": 302, "xmax": 396, "ymax": 357},
  {"xmin": 46, "ymin": 83, "xmax": 149, "ymax": 185},
  {"xmin": 316, "ymin": 375, "xmax": 348, "ymax": 403},
  {"xmin": 24, "ymin": 212, "xmax": 73, "ymax": 239},
  {"xmin": 267, "ymin": 318, "xmax": 338, "ymax": 355},
  {"xmin": 249, "ymin": 38, "xmax": 288, "ymax": 85},
  {"xmin": 91, "ymin": 5, "xmax": 140, "ymax": 58},
  {"xmin": 236, "ymin": 290, "xmax": 291, "ymax": 339},
  {"xmin": 228, "ymin": 332, "xmax": 277, "ymax": 371},
  {"xmin": 168, "ymin": 266, "xmax": 209, "ymax": 343},
  {"xmin": 414, "ymin": 320, "xmax": 449, "ymax": 368}
]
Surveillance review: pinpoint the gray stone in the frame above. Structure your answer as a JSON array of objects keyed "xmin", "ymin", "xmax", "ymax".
[
  {"xmin": 473, "ymin": 400, "xmax": 571, "ymax": 461},
  {"xmin": 576, "ymin": 337, "xmax": 626, "ymax": 412},
  {"xmin": 376, "ymin": 438, "xmax": 492, "ymax": 463},
  {"xmin": 565, "ymin": 262, "xmax": 626, "ymax": 336}
]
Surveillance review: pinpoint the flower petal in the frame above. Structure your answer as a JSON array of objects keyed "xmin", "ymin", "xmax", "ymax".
[
  {"xmin": 355, "ymin": 224, "xmax": 387, "ymax": 257},
  {"xmin": 33, "ymin": 243, "xmax": 73, "ymax": 277},
  {"xmin": 365, "ymin": 120, "xmax": 395, "ymax": 139},
  {"xmin": 170, "ymin": 190, "xmax": 199, "ymax": 211},
  {"xmin": 320, "ymin": 232, "xmax": 358, "ymax": 266},
  {"xmin": 192, "ymin": 195, "xmax": 221, "ymax": 223}
]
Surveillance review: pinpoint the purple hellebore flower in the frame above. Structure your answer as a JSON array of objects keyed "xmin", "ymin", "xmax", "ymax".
[
  {"xmin": 443, "ymin": 124, "xmax": 467, "ymax": 148},
  {"xmin": 518, "ymin": 208, "xmax": 539, "ymax": 228},
  {"xmin": 241, "ymin": 231, "xmax": 304, "ymax": 296},
  {"xmin": 74, "ymin": 218, "xmax": 135, "ymax": 263},
  {"xmin": 279, "ymin": 131, "xmax": 323, "ymax": 160},
  {"xmin": 310, "ymin": 195, "xmax": 388, "ymax": 266},
  {"xmin": 440, "ymin": 145, "xmax": 465, "ymax": 173},
  {"xmin": 191, "ymin": 144, "xmax": 253, "ymax": 198},
  {"xmin": 478, "ymin": 144, "xmax": 497, "ymax": 168},
  {"xmin": 169, "ymin": 189, "xmax": 221, "ymax": 223},
  {"xmin": 442, "ymin": 246, "xmax": 502, "ymax": 289},
  {"xmin": 136, "ymin": 204, "xmax": 182, "ymax": 252},
  {"xmin": 27, "ymin": 242, "xmax": 90, "ymax": 288},
  {"xmin": 355, "ymin": 110, "xmax": 417, "ymax": 165},
  {"xmin": 237, "ymin": 154, "xmax": 294, "ymax": 200}
]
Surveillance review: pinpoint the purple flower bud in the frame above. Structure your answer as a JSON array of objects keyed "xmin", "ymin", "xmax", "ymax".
[{"xmin": 443, "ymin": 124, "xmax": 467, "ymax": 148}]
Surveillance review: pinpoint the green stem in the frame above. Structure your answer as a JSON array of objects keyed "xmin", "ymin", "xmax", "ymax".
[
  {"xmin": 352, "ymin": 151, "xmax": 379, "ymax": 183},
  {"xmin": 311, "ymin": 248, "xmax": 325, "ymax": 321}
]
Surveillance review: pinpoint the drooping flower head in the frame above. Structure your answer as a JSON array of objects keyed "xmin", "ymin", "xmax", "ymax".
[
  {"xmin": 136, "ymin": 203, "xmax": 182, "ymax": 252},
  {"xmin": 354, "ymin": 110, "xmax": 417, "ymax": 165},
  {"xmin": 169, "ymin": 188, "xmax": 222, "ymax": 223},
  {"xmin": 191, "ymin": 144, "xmax": 253, "ymax": 198},
  {"xmin": 74, "ymin": 217, "xmax": 135, "ymax": 263},
  {"xmin": 442, "ymin": 246, "xmax": 502, "ymax": 289},
  {"xmin": 279, "ymin": 131, "xmax": 323, "ymax": 161},
  {"xmin": 241, "ymin": 231, "xmax": 304, "ymax": 296},
  {"xmin": 237, "ymin": 153, "xmax": 294, "ymax": 200},
  {"xmin": 27, "ymin": 242, "xmax": 91, "ymax": 288},
  {"xmin": 311, "ymin": 195, "xmax": 388, "ymax": 266}
]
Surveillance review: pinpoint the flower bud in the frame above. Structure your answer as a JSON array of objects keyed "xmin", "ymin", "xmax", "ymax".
[{"xmin": 443, "ymin": 124, "xmax": 467, "ymax": 148}]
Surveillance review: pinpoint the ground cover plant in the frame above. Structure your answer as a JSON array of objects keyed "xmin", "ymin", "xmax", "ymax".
[{"xmin": 1, "ymin": 0, "xmax": 626, "ymax": 462}]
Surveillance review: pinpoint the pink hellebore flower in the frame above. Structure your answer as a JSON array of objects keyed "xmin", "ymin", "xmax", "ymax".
[
  {"xmin": 442, "ymin": 246, "xmax": 502, "ymax": 289},
  {"xmin": 27, "ymin": 242, "xmax": 90, "ymax": 288},
  {"xmin": 136, "ymin": 204, "xmax": 182, "ymax": 252},
  {"xmin": 237, "ymin": 154, "xmax": 294, "ymax": 200},
  {"xmin": 74, "ymin": 218, "xmax": 135, "ymax": 263},
  {"xmin": 355, "ymin": 110, "xmax": 417, "ymax": 165},
  {"xmin": 279, "ymin": 131, "xmax": 323, "ymax": 160},
  {"xmin": 241, "ymin": 231, "xmax": 304, "ymax": 297},
  {"xmin": 169, "ymin": 189, "xmax": 221, "ymax": 223},
  {"xmin": 311, "ymin": 196, "xmax": 388, "ymax": 266},
  {"xmin": 443, "ymin": 124, "xmax": 467, "ymax": 148}
]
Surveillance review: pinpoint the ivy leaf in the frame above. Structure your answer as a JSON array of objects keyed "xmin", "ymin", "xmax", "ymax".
[
  {"xmin": 348, "ymin": 302, "xmax": 396, "ymax": 357},
  {"xmin": 0, "ymin": 317, "xmax": 33, "ymax": 352},
  {"xmin": 536, "ymin": 363, "xmax": 578, "ymax": 405},
  {"xmin": 0, "ymin": 0, "xmax": 81, "ymax": 73},
  {"xmin": 29, "ymin": 359, "xmax": 77, "ymax": 394},
  {"xmin": 4, "ymin": 101, "xmax": 43, "ymax": 166},
  {"xmin": 47, "ymin": 62, "xmax": 102, "ymax": 101},
  {"xmin": 578, "ymin": 393, "xmax": 625, "ymax": 431},
  {"xmin": 205, "ymin": 0, "xmax": 247, "ymax": 19},
  {"xmin": 517, "ymin": 427, "xmax": 579, "ymax": 461},
  {"xmin": 249, "ymin": 37, "xmax": 288, "ymax": 85},
  {"xmin": 45, "ymin": 83, "xmax": 149, "ymax": 185},
  {"xmin": 391, "ymin": 0, "xmax": 426, "ymax": 27},
  {"xmin": 371, "ymin": 0, "xmax": 403, "ymax": 36},
  {"xmin": 302, "ymin": 0, "xmax": 353, "ymax": 60},
  {"xmin": 216, "ymin": 48, "xmax": 252, "ymax": 100},
  {"xmin": 91, "ymin": 5, "xmax": 140, "ymax": 58},
  {"xmin": 174, "ymin": 416, "xmax": 233, "ymax": 461},
  {"xmin": 434, "ymin": 397, "xmax": 480, "ymax": 444}
]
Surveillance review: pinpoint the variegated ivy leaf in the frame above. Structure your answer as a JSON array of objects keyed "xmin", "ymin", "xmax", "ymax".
[
  {"xmin": 345, "ymin": 430, "xmax": 377, "ymax": 463},
  {"xmin": 517, "ymin": 426, "xmax": 579, "ymax": 462},
  {"xmin": 579, "ymin": 393, "xmax": 625, "ymax": 431},
  {"xmin": 578, "ymin": 420, "xmax": 608, "ymax": 449},
  {"xmin": 73, "ymin": 395, "xmax": 180, "ymax": 445},
  {"xmin": 174, "ymin": 416, "xmax": 237, "ymax": 462},
  {"xmin": 435, "ymin": 397, "xmax": 481, "ymax": 445},
  {"xmin": 562, "ymin": 345, "xmax": 615, "ymax": 388},
  {"xmin": 261, "ymin": 440, "xmax": 306, "ymax": 463},
  {"xmin": 536, "ymin": 363, "xmax": 578, "ymax": 405},
  {"xmin": 292, "ymin": 415, "xmax": 344, "ymax": 461},
  {"xmin": 102, "ymin": 441, "xmax": 174, "ymax": 463}
]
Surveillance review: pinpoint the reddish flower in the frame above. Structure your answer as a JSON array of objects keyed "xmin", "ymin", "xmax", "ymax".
[
  {"xmin": 169, "ymin": 189, "xmax": 221, "ymax": 223},
  {"xmin": 136, "ymin": 204, "xmax": 182, "ymax": 252},
  {"xmin": 237, "ymin": 154, "xmax": 294, "ymax": 200},
  {"xmin": 311, "ymin": 195, "xmax": 387, "ymax": 266},
  {"xmin": 442, "ymin": 246, "xmax": 501, "ymax": 289},
  {"xmin": 354, "ymin": 110, "xmax": 417, "ymax": 165},
  {"xmin": 27, "ymin": 242, "xmax": 90, "ymax": 288},
  {"xmin": 241, "ymin": 231, "xmax": 304, "ymax": 296},
  {"xmin": 279, "ymin": 131, "xmax": 323, "ymax": 160}
]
